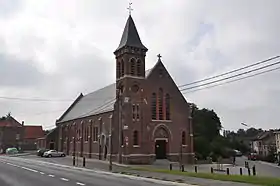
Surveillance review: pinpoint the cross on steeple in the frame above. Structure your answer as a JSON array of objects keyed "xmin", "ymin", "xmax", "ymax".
[
  {"xmin": 127, "ymin": 2, "xmax": 133, "ymax": 15},
  {"xmin": 157, "ymin": 54, "xmax": 162, "ymax": 60}
]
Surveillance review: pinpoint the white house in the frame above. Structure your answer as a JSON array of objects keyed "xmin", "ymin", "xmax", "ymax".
[{"xmin": 274, "ymin": 131, "xmax": 280, "ymax": 153}]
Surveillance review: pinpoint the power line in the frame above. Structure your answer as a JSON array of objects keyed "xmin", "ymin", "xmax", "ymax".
[
  {"xmin": 74, "ymin": 98, "xmax": 116, "ymax": 119},
  {"xmin": 0, "ymin": 95, "xmax": 115, "ymax": 103},
  {"xmin": 0, "ymin": 96, "xmax": 74, "ymax": 102},
  {"xmin": 178, "ymin": 55, "xmax": 280, "ymax": 88},
  {"xmin": 180, "ymin": 60, "xmax": 280, "ymax": 91},
  {"xmin": 182, "ymin": 66, "xmax": 280, "ymax": 94}
]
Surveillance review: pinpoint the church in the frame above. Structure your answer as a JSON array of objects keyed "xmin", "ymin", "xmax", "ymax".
[{"xmin": 56, "ymin": 14, "xmax": 194, "ymax": 164}]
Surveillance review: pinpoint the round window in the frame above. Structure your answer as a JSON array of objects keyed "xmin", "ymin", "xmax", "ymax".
[{"xmin": 131, "ymin": 85, "xmax": 139, "ymax": 93}]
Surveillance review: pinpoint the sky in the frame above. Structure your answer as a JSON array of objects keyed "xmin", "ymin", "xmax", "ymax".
[{"xmin": 0, "ymin": 0, "xmax": 279, "ymax": 131}]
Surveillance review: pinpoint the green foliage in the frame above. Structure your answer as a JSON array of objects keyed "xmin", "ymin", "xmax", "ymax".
[
  {"xmin": 130, "ymin": 167, "xmax": 280, "ymax": 186},
  {"xmin": 192, "ymin": 104, "xmax": 251, "ymax": 159}
]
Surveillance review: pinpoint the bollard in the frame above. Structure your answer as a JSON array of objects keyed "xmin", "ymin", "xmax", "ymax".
[
  {"xmin": 181, "ymin": 165, "xmax": 184, "ymax": 172},
  {"xmin": 73, "ymin": 156, "xmax": 75, "ymax": 166},
  {"xmin": 248, "ymin": 168, "xmax": 251, "ymax": 176},
  {"xmin": 169, "ymin": 163, "xmax": 172, "ymax": 171},
  {"xmin": 83, "ymin": 157, "xmax": 86, "ymax": 167},
  {"xmin": 226, "ymin": 168, "xmax": 230, "ymax": 175},
  {"xmin": 240, "ymin": 168, "xmax": 243, "ymax": 175},
  {"xmin": 211, "ymin": 167, "xmax": 214, "ymax": 174},
  {"xmin": 252, "ymin": 165, "xmax": 256, "ymax": 176},
  {"xmin": 195, "ymin": 166, "xmax": 197, "ymax": 173}
]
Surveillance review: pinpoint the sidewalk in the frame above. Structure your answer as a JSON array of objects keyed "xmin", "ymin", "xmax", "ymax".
[{"xmin": 37, "ymin": 156, "xmax": 255, "ymax": 186}]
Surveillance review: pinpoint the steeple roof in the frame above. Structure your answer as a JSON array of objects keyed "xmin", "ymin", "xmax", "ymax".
[{"xmin": 115, "ymin": 15, "xmax": 147, "ymax": 52}]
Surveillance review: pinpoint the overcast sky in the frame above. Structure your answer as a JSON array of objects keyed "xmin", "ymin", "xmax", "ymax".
[{"xmin": 0, "ymin": 0, "xmax": 279, "ymax": 131}]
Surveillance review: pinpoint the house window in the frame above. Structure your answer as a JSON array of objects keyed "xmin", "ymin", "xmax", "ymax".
[
  {"xmin": 133, "ymin": 131, "xmax": 139, "ymax": 146},
  {"xmin": 137, "ymin": 59, "xmax": 141, "ymax": 76},
  {"xmin": 151, "ymin": 93, "xmax": 157, "ymax": 120},
  {"xmin": 132, "ymin": 104, "xmax": 136, "ymax": 120},
  {"xmin": 93, "ymin": 127, "xmax": 98, "ymax": 142},
  {"xmin": 121, "ymin": 59, "xmax": 124, "ymax": 77},
  {"xmin": 165, "ymin": 94, "xmax": 170, "ymax": 120},
  {"xmin": 117, "ymin": 61, "xmax": 121, "ymax": 78},
  {"xmin": 136, "ymin": 104, "xmax": 140, "ymax": 120},
  {"xmin": 182, "ymin": 131, "xmax": 186, "ymax": 145},
  {"xmin": 130, "ymin": 58, "xmax": 135, "ymax": 76},
  {"xmin": 158, "ymin": 88, "xmax": 163, "ymax": 120}
]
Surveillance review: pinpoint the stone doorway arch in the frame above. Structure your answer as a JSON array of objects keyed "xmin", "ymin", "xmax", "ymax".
[{"xmin": 153, "ymin": 125, "xmax": 171, "ymax": 159}]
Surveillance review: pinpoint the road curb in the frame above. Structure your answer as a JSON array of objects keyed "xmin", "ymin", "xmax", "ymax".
[{"xmin": 0, "ymin": 156, "xmax": 195, "ymax": 186}]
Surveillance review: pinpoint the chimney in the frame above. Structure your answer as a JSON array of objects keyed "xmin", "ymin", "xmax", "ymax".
[{"xmin": 22, "ymin": 121, "xmax": 24, "ymax": 126}]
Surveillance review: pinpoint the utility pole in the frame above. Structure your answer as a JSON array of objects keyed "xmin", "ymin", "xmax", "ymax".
[
  {"xmin": 109, "ymin": 114, "xmax": 113, "ymax": 171},
  {"xmin": 98, "ymin": 117, "xmax": 102, "ymax": 160},
  {"xmin": 117, "ymin": 88, "xmax": 123, "ymax": 163}
]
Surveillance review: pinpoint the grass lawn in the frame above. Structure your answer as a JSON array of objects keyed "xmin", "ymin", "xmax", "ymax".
[{"xmin": 128, "ymin": 167, "xmax": 280, "ymax": 186}]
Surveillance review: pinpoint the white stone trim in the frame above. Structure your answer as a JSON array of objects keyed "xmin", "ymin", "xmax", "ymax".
[
  {"xmin": 151, "ymin": 120, "xmax": 172, "ymax": 122},
  {"xmin": 168, "ymin": 153, "xmax": 195, "ymax": 155},
  {"xmin": 122, "ymin": 154, "xmax": 155, "ymax": 157},
  {"xmin": 154, "ymin": 138, "xmax": 168, "ymax": 142},
  {"xmin": 152, "ymin": 123, "xmax": 173, "ymax": 140}
]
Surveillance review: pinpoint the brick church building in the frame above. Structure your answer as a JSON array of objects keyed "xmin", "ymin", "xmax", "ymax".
[{"xmin": 56, "ymin": 14, "xmax": 194, "ymax": 164}]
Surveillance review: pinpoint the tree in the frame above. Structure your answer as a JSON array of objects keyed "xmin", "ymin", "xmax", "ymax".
[
  {"xmin": 193, "ymin": 108, "xmax": 222, "ymax": 142},
  {"xmin": 192, "ymin": 106, "xmax": 223, "ymax": 159}
]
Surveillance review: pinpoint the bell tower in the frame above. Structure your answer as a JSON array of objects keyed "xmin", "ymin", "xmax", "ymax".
[
  {"xmin": 114, "ymin": 5, "xmax": 148, "ymax": 163},
  {"xmin": 114, "ymin": 14, "xmax": 148, "ymax": 81}
]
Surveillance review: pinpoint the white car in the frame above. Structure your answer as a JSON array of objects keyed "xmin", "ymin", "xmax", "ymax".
[{"xmin": 43, "ymin": 150, "xmax": 66, "ymax": 158}]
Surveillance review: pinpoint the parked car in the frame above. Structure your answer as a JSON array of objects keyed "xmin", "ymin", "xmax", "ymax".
[
  {"xmin": 248, "ymin": 152, "xmax": 257, "ymax": 160},
  {"xmin": 43, "ymin": 150, "xmax": 66, "ymax": 158},
  {"xmin": 6, "ymin": 147, "xmax": 18, "ymax": 155},
  {"xmin": 37, "ymin": 149, "xmax": 49, "ymax": 157},
  {"xmin": 234, "ymin": 150, "xmax": 242, "ymax": 157}
]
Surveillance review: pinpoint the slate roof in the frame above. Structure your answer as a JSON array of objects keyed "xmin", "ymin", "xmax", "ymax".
[
  {"xmin": 58, "ymin": 70, "xmax": 153, "ymax": 123},
  {"xmin": 115, "ymin": 15, "xmax": 148, "ymax": 52}
]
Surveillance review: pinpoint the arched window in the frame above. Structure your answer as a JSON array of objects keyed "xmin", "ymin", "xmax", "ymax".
[
  {"xmin": 121, "ymin": 59, "xmax": 124, "ymax": 77},
  {"xmin": 130, "ymin": 58, "xmax": 136, "ymax": 75},
  {"xmin": 165, "ymin": 94, "xmax": 170, "ymax": 120},
  {"xmin": 117, "ymin": 61, "xmax": 121, "ymax": 78},
  {"xmin": 133, "ymin": 130, "xmax": 139, "ymax": 145},
  {"xmin": 182, "ymin": 131, "xmax": 186, "ymax": 145},
  {"xmin": 158, "ymin": 88, "xmax": 163, "ymax": 120},
  {"xmin": 151, "ymin": 93, "xmax": 157, "ymax": 120},
  {"xmin": 136, "ymin": 59, "xmax": 141, "ymax": 76}
]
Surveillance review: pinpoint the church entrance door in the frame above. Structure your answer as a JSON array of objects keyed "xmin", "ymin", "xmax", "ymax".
[{"xmin": 155, "ymin": 140, "xmax": 167, "ymax": 159}]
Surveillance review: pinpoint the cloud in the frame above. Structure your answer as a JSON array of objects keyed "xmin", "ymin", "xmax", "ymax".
[{"xmin": 0, "ymin": 0, "xmax": 279, "ymax": 131}]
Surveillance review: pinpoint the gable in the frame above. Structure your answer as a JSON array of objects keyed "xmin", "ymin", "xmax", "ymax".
[
  {"xmin": 0, "ymin": 116, "xmax": 22, "ymax": 127},
  {"xmin": 146, "ymin": 60, "xmax": 189, "ymax": 109}
]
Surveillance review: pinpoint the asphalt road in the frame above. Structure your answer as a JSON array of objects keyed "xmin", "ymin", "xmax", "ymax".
[
  {"xmin": 0, "ymin": 156, "xmax": 190, "ymax": 186},
  {"xmin": 235, "ymin": 156, "xmax": 280, "ymax": 177}
]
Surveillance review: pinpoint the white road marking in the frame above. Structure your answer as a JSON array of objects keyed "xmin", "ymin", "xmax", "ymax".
[
  {"xmin": 39, "ymin": 172, "xmax": 45, "ymax": 175},
  {"xmin": 60, "ymin": 178, "xmax": 69, "ymax": 181},
  {"xmin": 21, "ymin": 166, "xmax": 38, "ymax": 173},
  {"xmin": 48, "ymin": 174, "xmax": 55, "ymax": 177},
  {"xmin": 76, "ymin": 182, "xmax": 86, "ymax": 186},
  {"xmin": 6, "ymin": 162, "xmax": 21, "ymax": 168}
]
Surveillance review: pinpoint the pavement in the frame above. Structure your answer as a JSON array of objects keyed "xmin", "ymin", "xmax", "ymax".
[
  {"xmin": 0, "ymin": 155, "xmax": 257, "ymax": 186},
  {"xmin": 235, "ymin": 156, "xmax": 280, "ymax": 177},
  {"xmin": 0, "ymin": 156, "xmax": 193, "ymax": 186}
]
